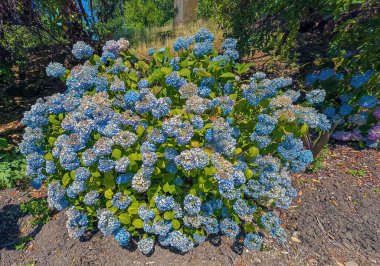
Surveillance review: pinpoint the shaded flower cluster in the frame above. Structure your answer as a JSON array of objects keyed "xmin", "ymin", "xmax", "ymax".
[{"xmin": 305, "ymin": 68, "xmax": 379, "ymax": 148}]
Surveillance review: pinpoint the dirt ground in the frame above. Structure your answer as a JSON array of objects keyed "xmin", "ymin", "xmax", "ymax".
[{"xmin": 0, "ymin": 145, "xmax": 379, "ymax": 266}]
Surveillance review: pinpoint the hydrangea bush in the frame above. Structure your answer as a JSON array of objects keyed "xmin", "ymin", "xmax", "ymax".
[
  {"xmin": 21, "ymin": 28, "xmax": 329, "ymax": 255},
  {"xmin": 305, "ymin": 67, "xmax": 379, "ymax": 148}
]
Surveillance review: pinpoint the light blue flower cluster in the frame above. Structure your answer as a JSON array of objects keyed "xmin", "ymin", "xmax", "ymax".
[
  {"xmin": 305, "ymin": 89, "xmax": 326, "ymax": 104},
  {"xmin": 22, "ymin": 29, "xmax": 330, "ymax": 256},
  {"xmin": 72, "ymin": 41, "xmax": 93, "ymax": 59},
  {"xmin": 173, "ymin": 36, "xmax": 194, "ymax": 51},
  {"xmin": 46, "ymin": 62, "xmax": 66, "ymax": 77},
  {"xmin": 65, "ymin": 207, "xmax": 88, "ymax": 238}
]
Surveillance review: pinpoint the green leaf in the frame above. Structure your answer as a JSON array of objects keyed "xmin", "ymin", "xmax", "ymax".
[
  {"xmin": 112, "ymin": 149, "xmax": 122, "ymax": 160},
  {"xmin": 172, "ymin": 219, "xmax": 181, "ymax": 229},
  {"xmin": 195, "ymin": 69, "xmax": 212, "ymax": 77},
  {"xmin": 234, "ymin": 148, "xmax": 243, "ymax": 156},
  {"xmin": 104, "ymin": 189, "xmax": 114, "ymax": 199},
  {"xmin": 178, "ymin": 68, "xmax": 191, "ymax": 77},
  {"xmin": 300, "ymin": 124, "xmax": 309, "ymax": 135},
  {"xmin": 163, "ymin": 182, "xmax": 170, "ymax": 193},
  {"xmin": 48, "ymin": 115, "xmax": 60, "ymax": 125},
  {"xmin": 62, "ymin": 173, "xmax": 71, "ymax": 187},
  {"xmin": 248, "ymin": 147, "xmax": 259, "ymax": 158},
  {"xmin": 136, "ymin": 125, "xmax": 145, "ymax": 136},
  {"xmin": 128, "ymin": 203, "xmax": 139, "ymax": 215},
  {"xmin": 220, "ymin": 72, "xmax": 235, "ymax": 78},
  {"xmin": 43, "ymin": 153, "xmax": 53, "ymax": 160},
  {"xmin": 0, "ymin": 138, "xmax": 8, "ymax": 148},
  {"xmin": 104, "ymin": 171, "xmax": 116, "ymax": 189},
  {"xmin": 132, "ymin": 219, "xmax": 144, "ymax": 228},
  {"xmin": 119, "ymin": 213, "xmax": 131, "ymax": 225},
  {"xmin": 128, "ymin": 70, "xmax": 138, "ymax": 82},
  {"xmin": 161, "ymin": 67, "xmax": 172, "ymax": 75},
  {"xmin": 163, "ymin": 211, "xmax": 174, "ymax": 220},
  {"xmin": 244, "ymin": 169, "xmax": 254, "ymax": 180},
  {"xmin": 128, "ymin": 153, "xmax": 141, "ymax": 161}
]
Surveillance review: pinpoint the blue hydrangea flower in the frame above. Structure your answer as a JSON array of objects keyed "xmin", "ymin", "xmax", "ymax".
[
  {"xmin": 244, "ymin": 233, "xmax": 263, "ymax": 250},
  {"xmin": 339, "ymin": 104, "xmax": 353, "ymax": 116},
  {"xmin": 350, "ymin": 71, "xmax": 373, "ymax": 88},
  {"xmin": 97, "ymin": 209, "xmax": 120, "ymax": 235},
  {"xmin": 165, "ymin": 72, "xmax": 187, "ymax": 89},
  {"xmin": 83, "ymin": 190, "xmax": 99, "ymax": 205},
  {"xmin": 147, "ymin": 48, "xmax": 156, "ymax": 56},
  {"xmin": 221, "ymin": 38, "xmax": 237, "ymax": 50},
  {"xmin": 110, "ymin": 79, "xmax": 126, "ymax": 92},
  {"xmin": 138, "ymin": 205, "xmax": 156, "ymax": 221},
  {"xmin": 112, "ymin": 192, "xmax": 131, "ymax": 210},
  {"xmin": 184, "ymin": 194, "xmax": 201, "ymax": 215},
  {"xmin": 169, "ymin": 57, "xmax": 180, "ymax": 71},
  {"xmin": 220, "ymin": 218, "xmax": 240, "ymax": 238},
  {"xmin": 164, "ymin": 147, "xmax": 178, "ymax": 161},
  {"xmin": 323, "ymin": 106, "xmax": 336, "ymax": 118},
  {"xmin": 193, "ymin": 41, "xmax": 213, "ymax": 57},
  {"xmin": 193, "ymin": 233, "xmax": 206, "ymax": 244},
  {"xmin": 47, "ymin": 182, "xmax": 68, "ymax": 211},
  {"xmin": 190, "ymin": 115, "xmax": 204, "ymax": 130},
  {"xmin": 224, "ymin": 49, "xmax": 239, "ymax": 60},
  {"xmin": 65, "ymin": 207, "xmax": 88, "ymax": 238},
  {"xmin": 277, "ymin": 134, "xmax": 303, "ymax": 161},
  {"xmin": 305, "ymin": 89, "xmax": 326, "ymax": 104},
  {"xmin": 138, "ymin": 79, "xmax": 149, "ymax": 89},
  {"xmin": 194, "ymin": 27, "xmax": 214, "ymax": 42},
  {"xmin": 318, "ymin": 68, "xmax": 335, "ymax": 81},
  {"xmin": 116, "ymin": 173, "xmax": 133, "ymax": 185},
  {"xmin": 138, "ymin": 237, "xmax": 154, "ymax": 255},
  {"xmin": 154, "ymin": 195, "xmax": 175, "ymax": 211},
  {"xmin": 113, "ymin": 228, "xmax": 131, "ymax": 246},
  {"xmin": 45, "ymin": 160, "xmax": 56, "ymax": 174},
  {"xmin": 255, "ymin": 114, "xmax": 277, "ymax": 135},
  {"xmin": 358, "ymin": 95, "xmax": 378, "ymax": 109},
  {"xmin": 174, "ymin": 148, "xmax": 209, "ymax": 171},
  {"xmin": 173, "ymin": 37, "xmax": 194, "ymax": 51},
  {"xmin": 46, "ymin": 62, "xmax": 66, "ymax": 77},
  {"xmin": 305, "ymin": 73, "xmax": 318, "ymax": 86},
  {"xmin": 98, "ymin": 158, "xmax": 115, "ymax": 173},
  {"xmin": 168, "ymin": 230, "xmax": 194, "ymax": 253},
  {"xmin": 74, "ymin": 167, "xmax": 90, "ymax": 181},
  {"xmin": 72, "ymin": 41, "xmax": 93, "ymax": 59}
]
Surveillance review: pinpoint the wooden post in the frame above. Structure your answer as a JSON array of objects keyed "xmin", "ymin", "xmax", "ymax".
[{"xmin": 174, "ymin": 0, "xmax": 198, "ymax": 27}]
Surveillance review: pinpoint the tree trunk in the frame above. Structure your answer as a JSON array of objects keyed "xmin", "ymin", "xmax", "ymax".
[{"xmin": 174, "ymin": 0, "xmax": 198, "ymax": 27}]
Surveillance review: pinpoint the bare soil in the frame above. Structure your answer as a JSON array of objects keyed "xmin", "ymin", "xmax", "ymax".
[{"xmin": 1, "ymin": 146, "xmax": 379, "ymax": 266}]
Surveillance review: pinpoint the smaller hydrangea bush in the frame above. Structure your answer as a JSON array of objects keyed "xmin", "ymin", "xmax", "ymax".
[
  {"xmin": 21, "ymin": 28, "xmax": 329, "ymax": 255},
  {"xmin": 305, "ymin": 67, "xmax": 379, "ymax": 148}
]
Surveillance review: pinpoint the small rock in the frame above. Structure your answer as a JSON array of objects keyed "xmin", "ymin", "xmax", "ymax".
[{"xmin": 345, "ymin": 262, "xmax": 358, "ymax": 266}]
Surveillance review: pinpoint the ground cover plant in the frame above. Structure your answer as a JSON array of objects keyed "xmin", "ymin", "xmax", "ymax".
[{"xmin": 20, "ymin": 28, "xmax": 330, "ymax": 255}]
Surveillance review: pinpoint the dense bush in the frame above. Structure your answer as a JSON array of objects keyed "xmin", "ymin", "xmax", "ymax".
[
  {"xmin": 305, "ymin": 67, "xmax": 379, "ymax": 148},
  {"xmin": 20, "ymin": 28, "xmax": 329, "ymax": 255}
]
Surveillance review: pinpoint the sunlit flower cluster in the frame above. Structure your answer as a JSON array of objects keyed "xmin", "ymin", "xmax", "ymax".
[{"xmin": 21, "ymin": 28, "xmax": 328, "ymax": 255}]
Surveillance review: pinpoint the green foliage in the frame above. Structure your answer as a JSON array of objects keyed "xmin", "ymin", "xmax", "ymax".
[
  {"xmin": 347, "ymin": 169, "xmax": 366, "ymax": 177},
  {"xmin": 20, "ymin": 198, "xmax": 51, "ymax": 226},
  {"xmin": 211, "ymin": 0, "xmax": 379, "ymax": 66},
  {"xmin": 124, "ymin": 0, "xmax": 173, "ymax": 29},
  {"xmin": 0, "ymin": 148, "xmax": 27, "ymax": 189}
]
